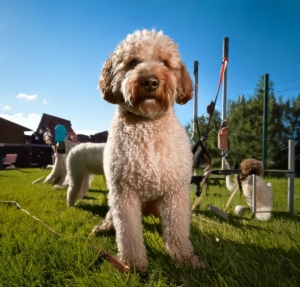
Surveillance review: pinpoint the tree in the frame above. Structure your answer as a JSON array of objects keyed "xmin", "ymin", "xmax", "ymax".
[
  {"xmin": 226, "ymin": 75, "xmax": 282, "ymax": 168},
  {"xmin": 186, "ymin": 76, "xmax": 300, "ymax": 174},
  {"xmin": 283, "ymin": 94, "xmax": 300, "ymax": 140}
]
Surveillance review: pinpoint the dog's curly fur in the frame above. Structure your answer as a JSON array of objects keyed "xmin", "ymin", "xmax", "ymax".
[
  {"xmin": 92, "ymin": 29, "xmax": 204, "ymax": 271},
  {"xmin": 226, "ymin": 158, "xmax": 272, "ymax": 221},
  {"xmin": 66, "ymin": 143, "xmax": 105, "ymax": 207}
]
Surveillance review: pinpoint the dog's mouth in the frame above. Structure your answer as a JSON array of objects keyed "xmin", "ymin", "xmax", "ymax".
[
  {"xmin": 130, "ymin": 93, "xmax": 157, "ymax": 105},
  {"xmin": 138, "ymin": 95, "xmax": 156, "ymax": 102},
  {"xmin": 122, "ymin": 94, "xmax": 166, "ymax": 119}
]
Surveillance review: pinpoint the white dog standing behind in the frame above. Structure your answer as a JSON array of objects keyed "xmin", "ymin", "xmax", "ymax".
[
  {"xmin": 66, "ymin": 143, "xmax": 105, "ymax": 207},
  {"xmin": 43, "ymin": 138, "xmax": 78, "ymax": 187},
  {"xmin": 92, "ymin": 30, "xmax": 204, "ymax": 271}
]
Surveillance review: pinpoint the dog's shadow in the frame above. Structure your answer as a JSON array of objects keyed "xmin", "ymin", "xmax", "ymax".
[
  {"xmin": 82, "ymin": 196, "xmax": 96, "ymax": 200},
  {"xmin": 76, "ymin": 203, "xmax": 109, "ymax": 218},
  {"xmin": 142, "ymin": 215, "xmax": 162, "ymax": 234},
  {"xmin": 88, "ymin": 188, "xmax": 108, "ymax": 194}
]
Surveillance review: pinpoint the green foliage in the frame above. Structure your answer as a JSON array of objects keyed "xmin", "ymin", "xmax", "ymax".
[
  {"xmin": 0, "ymin": 168, "xmax": 300, "ymax": 286},
  {"xmin": 187, "ymin": 75, "xmax": 300, "ymax": 173},
  {"xmin": 283, "ymin": 96, "xmax": 300, "ymax": 139},
  {"xmin": 226, "ymin": 76, "xmax": 281, "ymax": 166}
]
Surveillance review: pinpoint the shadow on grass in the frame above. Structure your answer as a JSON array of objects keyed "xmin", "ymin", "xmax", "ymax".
[
  {"xmin": 194, "ymin": 203, "xmax": 300, "ymax": 225},
  {"xmin": 82, "ymin": 196, "xmax": 97, "ymax": 200},
  {"xmin": 84, "ymin": 205, "xmax": 300, "ymax": 286},
  {"xmin": 88, "ymin": 189, "xmax": 108, "ymax": 194},
  {"xmin": 140, "ymin": 221, "xmax": 300, "ymax": 286},
  {"xmin": 76, "ymin": 203, "xmax": 109, "ymax": 218},
  {"xmin": 272, "ymin": 211, "xmax": 300, "ymax": 222},
  {"xmin": 143, "ymin": 216, "xmax": 162, "ymax": 234}
]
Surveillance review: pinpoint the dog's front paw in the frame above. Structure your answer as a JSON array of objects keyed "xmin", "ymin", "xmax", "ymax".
[
  {"xmin": 92, "ymin": 226, "xmax": 106, "ymax": 233},
  {"xmin": 188, "ymin": 255, "xmax": 207, "ymax": 269},
  {"xmin": 180, "ymin": 255, "xmax": 207, "ymax": 269},
  {"xmin": 119, "ymin": 254, "xmax": 148, "ymax": 273},
  {"xmin": 234, "ymin": 205, "xmax": 247, "ymax": 216},
  {"xmin": 92, "ymin": 222, "xmax": 114, "ymax": 234}
]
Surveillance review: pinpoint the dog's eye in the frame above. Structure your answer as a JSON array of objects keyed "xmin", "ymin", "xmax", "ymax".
[
  {"xmin": 130, "ymin": 60, "xmax": 138, "ymax": 67},
  {"xmin": 162, "ymin": 60, "xmax": 169, "ymax": 67}
]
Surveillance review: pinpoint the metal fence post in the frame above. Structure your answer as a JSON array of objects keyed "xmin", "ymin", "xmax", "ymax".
[
  {"xmin": 262, "ymin": 74, "xmax": 269, "ymax": 168},
  {"xmin": 287, "ymin": 139, "xmax": 295, "ymax": 213},
  {"xmin": 193, "ymin": 61, "xmax": 198, "ymax": 140},
  {"xmin": 221, "ymin": 37, "xmax": 229, "ymax": 170},
  {"xmin": 252, "ymin": 174, "xmax": 257, "ymax": 215}
]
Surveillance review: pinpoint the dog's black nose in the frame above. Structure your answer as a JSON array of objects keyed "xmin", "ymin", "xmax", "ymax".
[{"xmin": 140, "ymin": 76, "xmax": 159, "ymax": 92}]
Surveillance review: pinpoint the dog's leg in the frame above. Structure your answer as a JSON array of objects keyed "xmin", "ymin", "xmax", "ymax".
[
  {"xmin": 77, "ymin": 173, "xmax": 91, "ymax": 199},
  {"xmin": 44, "ymin": 154, "xmax": 66, "ymax": 184},
  {"xmin": 44, "ymin": 163, "xmax": 60, "ymax": 184},
  {"xmin": 54, "ymin": 162, "xmax": 67, "ymax": 188},
  {"xmin": 161, "ymin": 192, "xmax": 205, "ymax": 269},
  {"xmin": 92, "ymin": 209, "xmax": 114, "ymax": 232},
  {"xmin": 66, "ymin": 170, "xmax": 85, "ymax": 207},
  {"xmin": 111, "ymin": 193, "xmax": 148, "ymax": 271},
  {"xmin": 62, "ymin": 174, "xmax": 69, "ymax": 186}
]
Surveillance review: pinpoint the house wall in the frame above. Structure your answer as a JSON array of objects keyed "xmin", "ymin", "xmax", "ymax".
[{"xmin": 0, "ymin": 121, "xmax": 26, "ymax": 144}]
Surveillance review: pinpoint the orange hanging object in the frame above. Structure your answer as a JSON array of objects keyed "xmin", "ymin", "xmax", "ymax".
[{"xmin": 218, "ymin": 120, "xmax": 228, "ymax": 151}]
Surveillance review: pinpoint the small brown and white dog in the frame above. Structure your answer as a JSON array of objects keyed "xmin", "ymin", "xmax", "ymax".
[
  {"xmin": 225, "ymin": 158, "xmax": 273, "ymax": 221},
  {"xmin": 92, "ymin": 29, "xmax": 204, "ymax": 271}
]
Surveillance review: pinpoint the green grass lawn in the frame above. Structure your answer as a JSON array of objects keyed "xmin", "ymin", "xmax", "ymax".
[{"xmin": 0, "ymin": 168, "xmax": 299, "ymax": 287}]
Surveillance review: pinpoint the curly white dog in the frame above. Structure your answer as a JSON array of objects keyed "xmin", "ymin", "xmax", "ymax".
[
  {"xmin": 66, "ymin": 143, "xmax": 105, "ymax": 207},
  {"xmin": 92, "ymin": 29, "xmax": 204, "ymax": 271}
]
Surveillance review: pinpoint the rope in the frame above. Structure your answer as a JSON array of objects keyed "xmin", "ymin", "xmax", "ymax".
[
  {"xmin": 0, "ymin": 200, "xmax": 130, "ymax": 272},
  {"xmin": 0, "ymin": 200, "xmax": 63, "ymax": 237},
  {"xmin": 203, "ymin": 57, "xmax": 228, "ymax": 139}
]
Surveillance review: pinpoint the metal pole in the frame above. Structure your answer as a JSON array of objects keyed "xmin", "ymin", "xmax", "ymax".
[
  {"xmin": 221, "ymin": 37, "xmax": 229, "ymax": 169},
  {"xmin": 262, "ymin": 73, "xmax": 269, "ymax": 168},
  {"xmin": 193, "ymin": 61, "xmax": 199, "ymax": 141},
  {"xmin": 221, "ymin": 37, "xmax": 229, "ymax": 121},
  {"xmin": 252, "ymin": 174, "xmax": 257, "ymax": 215},
  {"xmin": 287, "ymin": 139, "xmax": 295, "ymax": 213}
]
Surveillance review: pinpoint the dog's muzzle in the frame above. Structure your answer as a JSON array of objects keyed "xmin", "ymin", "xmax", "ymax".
[{"xmin": 140, "ymin": 75, "xmax": 159, "ymax": 92}]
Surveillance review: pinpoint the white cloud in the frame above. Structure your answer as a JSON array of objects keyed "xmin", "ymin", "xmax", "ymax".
[
  {"xmin": 4, "ymin": 105, "xmax": 12, "ymax": 110},
  {"xmin": 0, "ymin": 112, "xmax": 41, "ymax": 131},
  {"xmin": 43, "ymin": 99, "xmax": 48, "ymax": 105},
  {"xmin": 75, "ymin": 129, "xmax": 99, "ymax": 136},
  {"xmin": 16, "ymin": 93, "xmax": 38, "ymax": 100}
]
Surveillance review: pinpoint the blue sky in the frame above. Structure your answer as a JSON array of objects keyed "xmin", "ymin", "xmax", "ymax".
[{"xmin": 1, "ymin": 0, "xmax": 300, "ymax": 135}]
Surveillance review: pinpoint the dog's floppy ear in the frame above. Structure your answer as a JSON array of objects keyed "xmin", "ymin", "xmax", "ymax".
[
  {"xmin": 175, "ymin": 61, "xmax": 193, "ymax": 105},
  {"xmin": 98, "ymin": 57, "xmax": 123, "ymax": 104}
]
